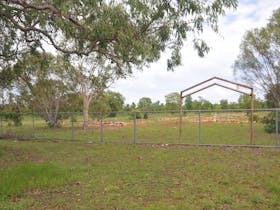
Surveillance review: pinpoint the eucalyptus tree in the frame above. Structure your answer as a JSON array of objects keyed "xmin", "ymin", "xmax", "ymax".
[
  {"xmin": 65, "ymin": 56, "xmax": 119, "ymax": 128},
  {"xmin": 1, "ymin": 52, "xmax": 74, "ymax": 127},
  {"xmin": 234, "ymin": 8, "xmax": 280, "ymax": 107},
  {"xmin": 90, "ymin": 90, "xmax": 125, "ymax": 117},
  {"xmin": 138, "ymin": 97, "xmax": 153, "ymax": 112},
  {"xmin": 165, "ymin": 92, "xmax": 180, "ymax": 110},
  {"xmin": 1, "ymin": 0, "xmax": 238, "ymax": 74},
  {"xmin": 28, "ymin": 79, "xmax": 69, "ymax": 127}
]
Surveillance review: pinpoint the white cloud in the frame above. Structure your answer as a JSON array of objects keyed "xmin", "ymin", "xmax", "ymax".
[{"xmin": 111, "ymin": 0, "xmax": 280, "ymax": 104}]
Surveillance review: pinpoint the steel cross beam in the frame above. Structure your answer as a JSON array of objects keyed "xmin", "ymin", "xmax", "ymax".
[
  {"xmin": 179, "ymin": 77, "xmax": 254, "ymax": 145},
  {"xmin": 181, "ymin": 83, "xmax": 252, "ymax": 99},
  {"xmin": 180, "ymin": 76, "xmax": 252, "ymax": 95}
]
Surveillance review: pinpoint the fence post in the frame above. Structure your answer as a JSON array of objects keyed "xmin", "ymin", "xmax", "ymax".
[
  {"xmin": 276, "ymin": 110, "xmax": 279, "ymax": 145},
  {"xmin": 100, "ymin": 115, "xmax": 104, "ymax": 142},
  {"xmin": 198, "ymin": 111, "xmax": 202, "ymax": 144},
  {"xmin": 133, "ymin": 112, "xmax": 137, "ymax": 144},
  {"xmin": 71, "ymin": 113, "xmax": 75, "ymax": 141},
  {"xmin": 0, "ymin": 115, "xmax": 2, "ymax": 137},
  {"xmin": 32, "ymin": 113, "xmax": 35, "ymax": 139}
]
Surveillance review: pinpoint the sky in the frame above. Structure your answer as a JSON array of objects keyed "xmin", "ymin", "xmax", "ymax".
[{"xmin": 110, "ymin": 0, "xmax": 280, "ymax": 105}]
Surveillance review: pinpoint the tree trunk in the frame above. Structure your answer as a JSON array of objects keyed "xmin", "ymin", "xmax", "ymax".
[{"xmin": 83, "ymin": 95, "xmax": 91, "ymax": 129}]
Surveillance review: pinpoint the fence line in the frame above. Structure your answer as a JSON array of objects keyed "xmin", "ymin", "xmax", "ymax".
[{"xmin": 0, "ymin": 109, "xmax": 280, "ymax": 147}]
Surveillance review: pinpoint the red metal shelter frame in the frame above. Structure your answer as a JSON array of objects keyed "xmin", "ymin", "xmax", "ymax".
[{"xmin": 179, "ymin": 77, "xmax": 254, "ymax": 144}]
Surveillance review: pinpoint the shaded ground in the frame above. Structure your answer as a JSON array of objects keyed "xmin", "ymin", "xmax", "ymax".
[{"xmin": 0, "ymin": 140, "xmax": 280, "ymax": 209}]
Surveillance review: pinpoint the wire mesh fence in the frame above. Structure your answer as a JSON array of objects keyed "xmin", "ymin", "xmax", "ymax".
[{"xmin": 0, "ymin": 109, "xmax": 279, "ymax": 146}]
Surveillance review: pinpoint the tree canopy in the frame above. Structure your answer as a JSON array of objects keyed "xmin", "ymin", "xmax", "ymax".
[
  {"xmin": 2, "ymin": 52, "xmax": 73, "ymax": 127},
  {"xmin": 165, "ymin": 92, "xmax": 180, "ymax": 110},
  {"xmin": 138, "ymin": 97, "xmax": 152, "ymax": 111},
  {"xmin": 234, "ymin": 8, "xmax": 280, "ymax": 107},
  {"xmin": 1, "ymin": 0, "xmax": 237, "ymax": 72}
]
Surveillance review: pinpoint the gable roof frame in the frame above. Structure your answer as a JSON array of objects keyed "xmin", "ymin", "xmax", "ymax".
[{"xmin": 179, "ymin": 76, "xmax": 254, "ymax": 145}]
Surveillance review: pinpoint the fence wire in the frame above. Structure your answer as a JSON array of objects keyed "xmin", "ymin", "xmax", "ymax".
[{"xmin": 0, "ymin": 109, "xmax": 279, "ymax": 146}]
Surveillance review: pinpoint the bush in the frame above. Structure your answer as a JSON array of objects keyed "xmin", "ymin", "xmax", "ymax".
[
  {"xmin": 129, "ymin": 110, "xmax": 143, "ymax": 120},
  {"xmin": 246, "ymin": 113, "xmax": 260, "ymax": 123},
  {"xmin": 253, "ymin": 114, "xmax": 259, "ymax": 122},
  {"xmin": 108, "ymin": 112, "xmax": 117, "ymax": 117},
  {"xmin": 0, "ymin": 112, "xmax": 23, "ymax": 126},
  {"xmin": 143, "ymin": 113, "xmax": 149, "ymax": 119},
  {"xmin": 135, "ymin": 111, "xmax": 143, "ymax": 119},
  {"xmin": 261, "ymin": 112, "xmax": 280, "ymax": 133}
]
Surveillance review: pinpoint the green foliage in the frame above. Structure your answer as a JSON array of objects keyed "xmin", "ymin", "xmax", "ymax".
[
  {"xmin": 165, "ymin": 92, "xmax": 180, "ymax": 110},
  {"xmin": 143, "ymin": 113, "xmax": 149, "ymax": 119},
  {"xmin": 135, "ymin": 111, "xmax": 143, "ymax": 119},
  {"xmin": 130, "ymin": 102, "xmax": 136, "ymax": 110},
  {"xmin": 90, "ymin": 91, "xmax": 125, "ymax": 118},
  {"xmin": 266, "ymin": 84, "xmax": 280, "ymax": 108},
  {"xmin": 31, "ymin": 79, "xmax": 69, "ymax": 128},
  {"xmin": 64, "ymin": 93, "xmax": 83, "ymax": 113},
  {"xmin": 220, "ymin": 99, "xmax": 229, "ymax": 109},
  {"xmin": 0, "ymin": 52, "xmax": 74, "ymax": 128},
  {"xmin": 238, "ymin": 95, "xmax": 251, "ymax": 109},
  {"xmin": 138, "ymin": 97, "xmax": 152, "ymax": 112},
  {"xmin": 184, "ymin": 96, "xmax": 193, "ymax": 110},
  {"xmin": 191, "ymin": 97, "xmax": 213, "ymax": 110},
  {"xmin": 151, "ymin": 101, "xmax": 165, "ymax": 111},
  {"xmin": 0, "ymin": 112, "xmax": 22, "ymax": 126},
  {"xmin": 106, "ymin": 91, "xmax": 125, "ymax": 115},
  {"xmin": 261, "ymin": 112, "xmax": 280, "ymax": 133},
  {"xmin": 234, "ymin": 8, "xmax": 280, "ymax": 107},
  {"xmin": 0, "ymin": 91, "xmax": 26, "ymax": 125},
  {"xmin": 129, "ymin": 110, "xmax": 143, "ymax": 119},
  {"xmin": 253, "ymin": 114, "xmax": 260, "ymax": 123},
  {"xmin": 1, "ymin": 0, "xmax": 237, "ymax": 73}
]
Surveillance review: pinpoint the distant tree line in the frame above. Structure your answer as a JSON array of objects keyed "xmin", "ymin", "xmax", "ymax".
[{"xmin": 0, "ymin": 88, "xmax": 270, "ymax": 116}]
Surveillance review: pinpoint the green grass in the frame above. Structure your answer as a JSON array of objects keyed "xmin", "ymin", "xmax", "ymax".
[
  {"xmin": 0, "ymin": 140, "xmax": 279, "ymax": 209},
  {"xmin": 0, "ymin": 111, "xmax": 278, "ymax": 145},
  {"xmin": 0, "ymin": 162, "xmax": 73, "ymax": 199}
]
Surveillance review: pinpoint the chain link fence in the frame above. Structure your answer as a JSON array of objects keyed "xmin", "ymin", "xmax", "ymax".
[{"xmin": 0, "ymin": 109, "xmax": 279, "ymax": 146}]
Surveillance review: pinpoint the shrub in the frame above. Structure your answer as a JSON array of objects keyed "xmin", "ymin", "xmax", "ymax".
[
  {"xmin": 129, "ymin": 110, "xmax": 143, "ymax": 120},
  {"xmin": 253, "ymin": 114, "xmax": 259, "ymax": 122},
  {"xmin": 135, "ymin": 111, "xmax": 143, "ymax": 119},
  {"xmin": 261, "ymin": 112, "xmax": 280, "ymax": 133},
  {"xmin": 0, "ymin": 112, "xmax": 23, "ymax": 126},
  {"xmin": 143, "ymin": 113, "xmax": 149, "ymax": 119}
]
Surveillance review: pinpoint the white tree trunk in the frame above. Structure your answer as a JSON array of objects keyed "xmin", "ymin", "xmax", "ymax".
[{"xmin": 83, "ymin": 95, "xmax": 91, "ymax": 129}]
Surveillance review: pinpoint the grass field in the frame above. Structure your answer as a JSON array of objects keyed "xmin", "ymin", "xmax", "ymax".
[
  {"xmin": 0, "ymin": 111, "xmax": 278, "ymax": 146},
  {"xmin": 0, "ymin": 140, "xmax": 280, "ymax": 209}
]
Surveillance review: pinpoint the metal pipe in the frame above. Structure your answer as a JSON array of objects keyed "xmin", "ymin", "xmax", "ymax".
[
  {"xmin": 182, "ymin": 83, "xmax": 251, "ymax": 99},
  {"xmin": 0, "ymin": 115, "xmax": 2, "ymax": 137},
  {"xmin": 133, "ymin": 112, "xmax": 137, "ymax": 144},
  {"xmin": 100, "ymin": 116, "xmax": 104, "ymax": 142},
  {"xmin": 214, "ymin": 76, "xmax": 252, "ymax": 89},
  {"xmin": 71, "ymin": 113, "xmax": 75, "ymax": 141},
  {"xmin": 181, "ymin": 77, "xmax": 217, "ymax": 94},
  {"xmin": 198, "ymin": 111, "xmax": 201, "ymax": 144},
  {"xmin": 215, "ymin": 83, "xmax": 251, "ymax": 96},
  {"xmin": 182, "ymin": 83, "xmax": 217, "ymax": 98},
  {"xmin": 179, "ymin": 94, "xmax": 183, "ymax": 143},
  {"xmin": 32, "ymin": 113, "xmax": 35, "ymax": 139},
  {"xmin": 137, "ymin": 142, "xmax": 280, "ymax": 148},
  {"xmin": 250, "ymin": 89, "xmax": 254, "ymax": 144},
  {"xmin": 181, "ymin": 76, "xmax": 252, "ymax": 94},
  {"xmin": 276, "ymin": 110, "xmax": 279, "ymax": 145},
  {"xmin": 179, "ymin": 76, "xmax": 254, "ymax": 146}
]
